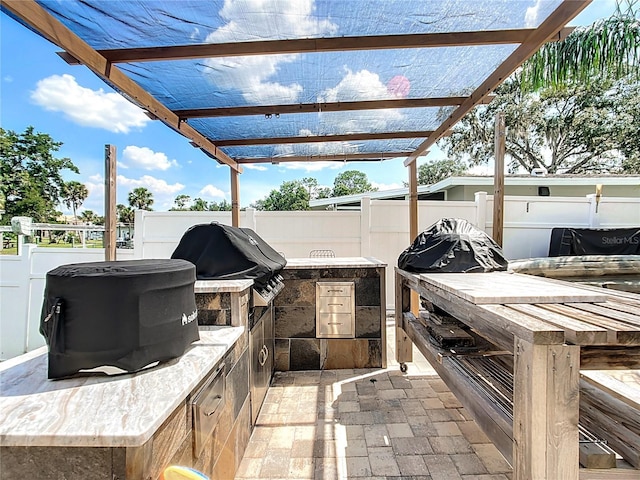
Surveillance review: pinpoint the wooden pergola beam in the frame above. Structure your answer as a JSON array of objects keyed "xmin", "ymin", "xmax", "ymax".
[
  {"xmin": 59, "ymin": 29, "xmax": 542, "ymax": 64},
  {"xmin": 215, "ymin": 130, "xmax": 448, "ymax": 147},
  {"xmin": 404, "ymin": 1, "xmax": 590, "ymax": 166},
  {"xmin": 3, "ymin": 0, "xmax": 241, "ymax": 173},
  {"xmin": 236, "ymin": 152, "xmax": 413, "ymax": 164},
  {"xmin": 175, "ymin": 96, "xmax": 493, "ymax": 119}
]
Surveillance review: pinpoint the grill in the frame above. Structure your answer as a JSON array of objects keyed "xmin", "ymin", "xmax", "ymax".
[
  {"xmin": 172, "ymin": 222, "xmax": 285, "ymax": 424},
  {"xmin": 171, "ymin": 222, "xmax": 286, "ymax": 309}
]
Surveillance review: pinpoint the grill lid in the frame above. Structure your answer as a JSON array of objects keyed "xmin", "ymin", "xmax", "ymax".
[{"xmin": 171, "ymin": 222, "xmax": 286, "ymax": 288}]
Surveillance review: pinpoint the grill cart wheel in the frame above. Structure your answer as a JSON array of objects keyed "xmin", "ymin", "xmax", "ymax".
[{"xmin": 400, "ymin": 363, "xmax": 408, "ymax": 373}]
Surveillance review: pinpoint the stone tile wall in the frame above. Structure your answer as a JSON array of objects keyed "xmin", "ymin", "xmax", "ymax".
[{"xmin": 274, "ymin": 267, "xmax": 385, "ymax": 370}]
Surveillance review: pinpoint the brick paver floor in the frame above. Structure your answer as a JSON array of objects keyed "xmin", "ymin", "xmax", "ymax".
[{"xmin": 235, "ymin": 316, "xmax": 513, "ymax": 479}]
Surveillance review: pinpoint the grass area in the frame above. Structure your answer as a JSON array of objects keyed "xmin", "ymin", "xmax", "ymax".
[{"xmin": 0, "ymin": 238, "xmax": 104, "ymax": 255}]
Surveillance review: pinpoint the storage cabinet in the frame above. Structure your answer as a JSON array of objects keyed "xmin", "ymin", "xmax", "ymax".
[
  {"xmin": 249, "ymin": 305, "xmax": 274, "ymax": 425},
  {"xmin": 316, "ymin": 281, "xmax": 355, "ymax": 338}
]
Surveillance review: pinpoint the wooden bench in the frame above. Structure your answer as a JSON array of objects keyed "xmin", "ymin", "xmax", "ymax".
[{"xmin": 395, "ymin": 269, "xmax": 640, "ymax": 480}]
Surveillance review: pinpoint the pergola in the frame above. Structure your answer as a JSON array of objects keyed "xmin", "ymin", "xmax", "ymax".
[{"xmin": 2, "ymin": 0, "xmax": 590, "ymax": 257}]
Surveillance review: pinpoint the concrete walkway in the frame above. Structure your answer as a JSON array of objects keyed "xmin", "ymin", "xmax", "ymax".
[{"xmin": 235, "ymin": 318, "xmax": 513, "ymax": 479}]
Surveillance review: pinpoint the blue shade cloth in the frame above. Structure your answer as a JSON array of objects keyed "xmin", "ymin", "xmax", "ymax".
[{"xmin": 5, "ymin": 0, "xmax": 565, "ymax": 162}]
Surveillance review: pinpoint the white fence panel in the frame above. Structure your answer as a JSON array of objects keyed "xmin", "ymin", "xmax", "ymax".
[{"xmin": 253, "ymin": 211, "xmax": 361, "ymax": 258}]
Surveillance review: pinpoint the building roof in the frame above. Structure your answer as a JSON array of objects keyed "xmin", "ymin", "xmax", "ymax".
[{"xmin": 309, "ymin": 175, "xmax": 640, "ymax": 209}]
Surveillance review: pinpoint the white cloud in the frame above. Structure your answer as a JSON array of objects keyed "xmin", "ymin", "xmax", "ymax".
[
  {"xmin": 122, "ymin": 145, "xmax": 178, "ymax": 171},
  {"xmin": 243, "ymin": 164, "xmax": 269, "ymax": 171},
  {"xmin": 202, "ymin": 0, "xmax": 336, "ymax": 103},
  {"xmin": 3, "ymin": 75, "xmax": 13, "ymax": 83},
  {"xmin": 117, "ymin": 175, "xmax": 184, "ymax": 195},
  {"xmin": 199, "ymin": 185, "xmax": 227, "ymax": 199},
  {"xmin": 31, "ymin": 74, "xmax": 150, "ymax": 133},
  {"xmin": 525, "ymin": 0, "xmax": 543, "ymax": 28}
]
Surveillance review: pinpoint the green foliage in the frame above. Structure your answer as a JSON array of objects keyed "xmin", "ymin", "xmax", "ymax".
[
  {"xmin": 253, "ymin": 180, "xmax": 310, "ymax": 211},
  {"xmin": 117, "ymin": 204, "xmax": 134, "ymax": 224},
  {"xmin": 79, "ymin": 209, "xmax": 102, "ymax": 224},
  {"xmin": 170, "ymin": 194, "xmax": 191, "ymax": 211},
  {"xmin": 440, "ymin": 76, "xmax": 636, "ymax": 174},
  {"xmin": 415, "ymin": 158, "xmax": 468, "ymax": 185},
  {"xmin": 127, "ymin": 187, "xmax": 154, "ymax": 211},
  {"xmin": 522, "ymin": 1, "xmax": 640, "ymax": 90},
  {"xmin": 62, "ymin": 180, "xmax": 89, "ymax": 223},
  {"xmin": 0, "ymin": 126, "xmax": 79, "ymax": 223},
  {"xmin": 332, "ymin": 170, "xmax": 377, "ymax": 197}
]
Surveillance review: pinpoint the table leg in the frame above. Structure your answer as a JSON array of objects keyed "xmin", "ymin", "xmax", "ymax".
[
  {"xmin": 513, "ymin": 338, "xmax": 580, "ymax": 479},
  {"xmin": 395, "ymin": 271, "xmax": 412, "ymax": 368}
]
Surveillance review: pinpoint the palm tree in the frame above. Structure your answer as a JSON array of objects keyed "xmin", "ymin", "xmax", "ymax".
[
  {"xmin": 78, "ymin": 209, "xmax": 98, "ymax": 224},
  {"xmin": 117, "ymin": 203, "xmax": 135, "ymax": 224},
  {"xmin": 127, "ymin": 187, "xmax": 154, "ymax": 211},
  {"xmin": 61, "ymin": 181, "xmax": 88, "ymax": 224},
  {"xmin": 522, "ymin": 0, "xmax": 639, "ymax": 89}
]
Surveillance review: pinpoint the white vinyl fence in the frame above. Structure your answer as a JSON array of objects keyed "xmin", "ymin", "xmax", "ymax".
[{"xmin": 2, "ymin": 193, "xmax": 638, "ymax": 360}]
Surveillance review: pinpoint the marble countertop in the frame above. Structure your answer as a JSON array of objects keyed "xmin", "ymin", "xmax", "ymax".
[
  {"xmin": 194, "ymin": 279, "xmax": 253, "ymax": 293},
  {"xmin": 0, "ymin": 326, "xmax": 244, "ymax": 448},
  {"xmin": 284, "ymin": 257, "xmax": 386, "ymax": 269}
]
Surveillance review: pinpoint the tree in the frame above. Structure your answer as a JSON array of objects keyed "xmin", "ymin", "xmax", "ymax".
[
  {"xmin": 332, "ymin": 170, "xmax": 377, "ymax": 197},
  {"xmin": 0, "ymin": 126, "xmax": 80, "ymax": 223},
  {"xmin": 415, "ymin": 158, "xmax": 468, "ymax": 185},
  {"xmin": 171, "ymin": 194, "xmax": 191, "ymax": 211},
  {"xmin": 61, "ymin": 181, "xmax": 88, "ymax": 224},
  {"xmin": 127, "ymin": 187, "xmax": 154, "ymax": 211},
  {"xmin": 79, "ymin": 209, "xmax": 100, "ymax": 224},
  {"xmin": 208, "ymin": 199, "xmax": 232, "ymax": 211},
  {"xmin": 117, "ymin": 204, "xmax": 134, "ymax": 224},
  {"xmin": 253, "ymin": 180, "xmax": 309, "ymax": 211},
  {"xmin": 522, "ymin": 1, "xmax": 640, "ymax": 90},
  {"xmin": 440, "ymin": 77, "xmax": 632, "ymax": 174},
  {"xmin": 190, "ymin": 198, "xmax": 209, "ymax": 211}
]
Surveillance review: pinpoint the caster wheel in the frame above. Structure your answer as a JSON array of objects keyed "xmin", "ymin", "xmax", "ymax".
[{"xmin": 400, "ymin": 363, "xmax": 408, "ymax": 373}]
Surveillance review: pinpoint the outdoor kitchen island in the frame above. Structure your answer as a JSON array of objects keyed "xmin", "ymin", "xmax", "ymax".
[
  {"xmin": 274, "ymin": 257, "xmax": 387, "ymax": 371},
  {"xmin": 0, "ymin": 323, "xmax": 250, "ymax": 480}
]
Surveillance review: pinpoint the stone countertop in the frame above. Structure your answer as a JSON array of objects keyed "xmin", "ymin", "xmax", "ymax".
[
  {"xmin": 194, "ymin": 279, "xmax": 253, "ymax": 293},
  {"xmin": 0, "ymin": 326, "xmax": 244, "ymax": 448},
  {"xmin": 284, "ymin": 257, "xmax": 387, "ymax": 269}
]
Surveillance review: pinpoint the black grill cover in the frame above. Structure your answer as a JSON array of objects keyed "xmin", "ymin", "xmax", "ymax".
[
  {"xmin": 398, "ymin": 218, "xmax": 508, "ymax": 273},
  {"xmin": 40, "ymin": 259, "xmax": 199, "ymax": 379},
  {"xmin": 171, "ymin": 222, "xmax": 286, "ymax": 288},
  {"xmin": 549, "ymin": 227, "xmax": 640, "ymax": 256}
]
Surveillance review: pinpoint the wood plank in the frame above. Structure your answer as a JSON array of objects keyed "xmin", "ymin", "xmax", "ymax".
[
  {"xmin": 236, "ymin": 151, "xmax": 413, "ymax": 164},
  {"xmin": 90, "ymin": 29, "xmax": 541, "ymax": 63},
  {"xmin": 580, "ymin": 381, "xmax": 640, "ymax": 468},
  {"xmin": 580, "ymin": 468, "xmax": 640, "ymax": 479},
  {"xmin": 539, "ymin": 304, "xmax": 640, "ymax": 346},
  {"xmin": 578, "ymin": 427, "xmax": 617, "ymax": 470},
  {"xmin": 396, "ymin": 269, "xmax": 563, "ymax": 347},
  {"xmin": 513, "ymin": 338, "xmax": 580, "ymax": 480},
  {"xmin": 598, "ymin": 300, "xmax": 640, "ymax": 316},
  {"xmin": 581, "ymin": 370, "xmax": 640, "ymax": 410},
  {"xmin": 405, "ymin": 1, "xmax": 590, "ymax": 164},
  {"xmin": 568, "ymin": 302, "xmax": 640, "ymax": 329},
  {"xmin": 174, "ymin": 97, "xmax": 489, "ymax": 118},
  {"xmin": 418, "ymin": 272, "xmax": 607, "ymax": 304},
  {"xmin": 214, "ymin": 130, "xmax": 437, "ymax": 146},
  {"xmin": 580, "ymin": 346, "xmax": 640, "ymax": 370},
  {"xmin": 509, "ymin": 304, "xmax": 609, "ymax": 346},
  {"xmin": 394, "ymin": 271, "xmax": 412, "ymax": 365}
]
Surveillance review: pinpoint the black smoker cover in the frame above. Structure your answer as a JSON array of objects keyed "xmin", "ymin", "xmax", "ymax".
[
  {"xmin": 40, "ymin": 259, "xmax": 199, "ymax": 379},
  {"xmin": 549, "ymin": 227, "xmax": 640, "ymax": 256},
  {"xmin": 171, "ymin": 222, "xmax": 286, "ymax": 288},
  {"xmin": 398, "ymin": 218, "xmax": 508, "ymax": 273}
]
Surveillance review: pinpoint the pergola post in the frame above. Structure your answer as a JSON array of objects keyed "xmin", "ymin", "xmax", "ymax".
[
  {"xmin": 408, "ymin": 158, "xmax": 419, "ymax": 315},
  {"xmin": 104, "ymin": 145, "xmax": 117, "ymax": 261},
  {"xmin": 230, "ymin": 167, "xmax": 240, "ymax": 227},
  {"xmin": 493, "ymin": 112, "xmax": 506, "ymax": 247}
]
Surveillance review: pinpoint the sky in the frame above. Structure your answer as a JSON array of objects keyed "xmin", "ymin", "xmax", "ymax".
[{"xmin": 0, "ymin": 0, "xmax": 619, "ymax": 215}]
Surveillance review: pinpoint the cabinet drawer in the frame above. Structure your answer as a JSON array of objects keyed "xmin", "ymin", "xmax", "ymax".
[
  {"xmin": 317, "ymin": 283, "xmax": 352, "ymax": 297},
  {"xmin": 317, "ymin": 313, "xmax": 354, "ymax": 338},
  {"xmin": 318, "ymin": 296, "xmax": 352, "ymax": 314}
]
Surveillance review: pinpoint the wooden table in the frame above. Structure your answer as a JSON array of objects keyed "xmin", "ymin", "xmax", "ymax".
[{"xmin": 395, "ymin": 269, "xmax": 640, "ymax": 480}]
